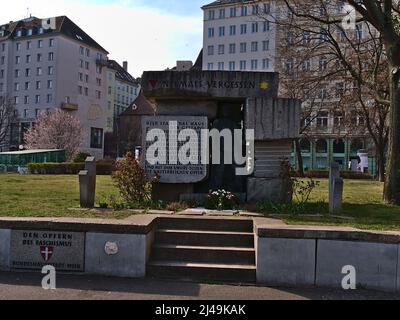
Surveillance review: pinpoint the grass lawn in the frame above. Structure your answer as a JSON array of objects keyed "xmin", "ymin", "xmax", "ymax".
[
  {"xmin": 0, "ymin": 174, "xmax": 128, "ymax": 219},
  {"xmin": 0, "ymin": 174, "xmax": 399, "ymax": 231},
  {"xmin": 283, "ymin": 179, "xmax": 400, "ymax": 231}
]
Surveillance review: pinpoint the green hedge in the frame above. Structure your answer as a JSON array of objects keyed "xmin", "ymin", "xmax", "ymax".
[
  {"xmin": 291, "ymin": 170, "xmax": 373, "ymax": 180},
  {"xmin": 28, "ymin": 162, "xmax": 115, "ymax": 175}
]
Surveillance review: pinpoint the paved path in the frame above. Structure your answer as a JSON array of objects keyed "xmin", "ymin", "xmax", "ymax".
[{"xmin": 0, "ymin": 272, "xmax": 399, "ymax": 300}]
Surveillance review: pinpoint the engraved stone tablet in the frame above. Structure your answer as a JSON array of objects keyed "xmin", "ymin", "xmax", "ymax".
[
  {"xmin": 10, "ymin": 230, "xmax": 85, "ymax": 272},
  {"xmin": 142, "ymin": 116, "xmax": 208, "ymax": 183}
]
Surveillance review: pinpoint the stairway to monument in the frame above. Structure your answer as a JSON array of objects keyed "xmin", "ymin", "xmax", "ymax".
[{"xmin": 147, "ymin": 217, "xmax": 256, "ymax": 283}]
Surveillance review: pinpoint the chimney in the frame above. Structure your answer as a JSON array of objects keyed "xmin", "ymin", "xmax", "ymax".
[{"xmin": 123, "ymin": 61, "xmax": 128, "ymax": 72}]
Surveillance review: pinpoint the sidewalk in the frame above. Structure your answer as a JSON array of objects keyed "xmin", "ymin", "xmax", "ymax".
[{"xmin": 0, "ymin": 272, "xmax": 399, "ymax": 300}]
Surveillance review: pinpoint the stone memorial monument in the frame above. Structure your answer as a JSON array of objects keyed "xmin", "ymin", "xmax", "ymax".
[
  {"xmin": 140, "ymin": 70, "xmax": 301, "ymax": 203},
  {"xmin": 79, "ymin": 157, "xmax": 97, "ymax": 208},
  {"xmin": 329, "ymin": 162, "xmax": 344, "ymax": 214}
]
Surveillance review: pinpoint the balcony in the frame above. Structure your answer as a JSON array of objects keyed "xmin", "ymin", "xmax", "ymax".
[
  {"xmin": 61, "ymin": 102, "xmax": 78, "ymax": 111},
  {"xmin": 96, "ymin": 59, "xmax": 108, "ymax": 67}
]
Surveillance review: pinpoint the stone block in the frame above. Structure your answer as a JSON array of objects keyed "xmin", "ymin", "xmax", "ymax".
[
  {"xmin": 0, "ymin": 229, "xmax": 10, "ymax": 271},
  {"xmin": 247, "ymin": 178, "xmax": 292, "ymax": 204},
  {"xmin": 142, "ymin": 70, "xmax": 279, "ymax": 99},
  {"xmin": 245, "ymin": 98, "xmax": 301, "ymax": 140},
  {"xmin": 156, "ymin": 101, "xmax": 218, "ymax": 120},
  {"xmin": 257, "ymin": 238, "xmax": 316, "ymax": 286},
  {"xmin": 85, "ymin": 233, "xmax": 147, "ymax": 278},
  {"xmin": 316, "ymin": 240, "xmax": 398, "ymax": 292}
]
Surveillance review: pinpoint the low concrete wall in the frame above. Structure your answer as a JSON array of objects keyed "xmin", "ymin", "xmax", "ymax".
[
  {"xmin": 255, "ymin": 219, "xmax": 400, "ymax": 292},
  {"xmin": 0, "ymin": 216, "xmax": 158, "ymax": 278},
  {"xmin": 0, "ymin": 229, "xmax": 10, "ymax": 271},
  {"xmin": 257, "ymin": 238, "xmax": 316, "ymax": 286},
  {"xmin": 85, "ymin": 233, "xmax": 147, "ymax": 278}
]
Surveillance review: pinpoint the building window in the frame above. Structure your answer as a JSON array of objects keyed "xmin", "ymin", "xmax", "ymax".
[
  {"xmin": 240, "ymin": 42, "xmax": 247, "ymax": 53},
  {"xmin": 252, "ymin": 22, "xmax": 258, "ymax": 33},
  {"xmin": 49, "ymin": 39, "xmax": 55, "ymax": 47},
  {"xmin": 300, "ymin": 139, "xmax": 311, "ymax": 153},
  {"xmin": 207, "ymin": 45, "xmax": 214, "ymax": 56},
  {"xmin": 219, "ymin": 26, "xmax": 225, "ymax": 37},
  {"xmin": 37, "ymin": 67, "xmax": 42, "ymax": 76},
  {"xmin": 207, "ymin": 63, "xmax": 214, "ymax": 70},
  {"xmin": 218, "ymin": 44, "xmax": 224, "ymax": 55},
  {"xmin": 78, "ymin": 86, "xmax": 83, "ymax": 95},
  {"xmin": 36, "ymin": 81, "xmax": 41, "ymax": 90},
  {"xmin": 218, "ymin": 62, "xmax": 224, "ymax": 70},
  {"xmin": 251, "ymin": 60, "xmax": 258, "ymax": 70},
  {"xmin": 80, "ymin": 47, "xmax": 84, "ymax": 55},
  {"xmin": 241, "ymin": 6, "xmax": 248, "ymax": 16},
  {"xmin": 48, "ymin": 52, "xmax": 54, "ymax": 61},
  {"xmin": 48, "ymin": 66, "xmax": 54, "ymax": 75},
  {"xmin": 47, "ymin": 80, "xmax": 53, "ymax": 89},
  {"xmin": 208, "ymin": 10, "xmax": 215, "ymax": 20},
  {"xmin": 252, "ymin": 4, "xmax": 259, "ymax": 15},
  {"xmin": 240, "ymin": 60, "xmax": 246, "ymax": 70},
  {"xmin": 38, "ymin": 40, "xmax": 43, "ymax": 48},
  {"xmin": 47, "ymin": 94, "xmax": 52, "ymax": 103},
  {"xmin": 316, "ymin": 111, "xmax": 329, "ymax": 128},
  {"xmin": 229, "ymin": 25, "xmax": 236, "ymax": 36},
  {"xmin": 15, "ymin": 69, "xmax": 20, "ymax": 78},
  {"xmin": 219, "ymin": 9, "xmax": 225, "ymax": 19},
  {"xmin": 26, "ymin": 41, "xmax": 31, "ymax": 50},
  {"xmin": 14, "ymin": 83, "xmax": 19, "ymax": 92},
  {"xmin": 263, "ymin": 40, "xmax": 270, "ymax": 51},
  {"xmin": 230, "ymin": 7, "xmax": 236, "ymax": 17},
  {"xmin": 333, "ymin": 139, "xmax": 345, "ymax": 154},
  {"xmin": 208, "ymin": 28, "xmax": 215, "ymax": 38},
  {"xmin": 16, "ymin": 43, "xmax": 21, "ymax": 51},
  {"xmin": 263, "ymin": 20, "xmax": 270, "ymax": 32},
  {"xmin": 84, "ymin": 88, "xmax": 88, "ymax": 96},
  {"xmin": 35, "ymin": 95, "xmax": 40, "ymax": 104},
  {"xmin": 90, "ymin": 128, "xmax": 104, "ymax": 149},
  {"xmin": 229, "ymin": 43, "xmax": 236, "ymax": 54},
  {"xmin": 240, "ymin": 24, "xmax": 247, "ymax": 34},
  {"xmin": 262, "ymin": 58, "xmax": 270, "ymax": 70},
  {"xmin": 229, "ymin": 61, "xmax": 235, "ymax": 71},
  {"xmin": 24, "ymin": 96, "xmax": 29, "ymax": 104},
  {"xmin": 85, "ymin": 62, "xmax": 89, "ymax": 70},
  {"xmin": 15, "ymin": 56, "xmax": 20, "ymax": 64},
  {"xmin": 251, "ymin": 41, "xmax": 258, "ymax": 52},
  {"xmin": 316, "ymin": 139, "xmax": 328, "ymax": 153}
]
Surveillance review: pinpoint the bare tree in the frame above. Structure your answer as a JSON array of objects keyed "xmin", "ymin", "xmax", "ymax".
[
  {"xmin": 24, "ymin": 109, "xmax": 84, "ymax": 161},
  {"xmin": 0, "ymin": 95, "xmax": 17, "ymax": 150},
  {"xmin": 259, "ymin": 0, "xmax": 397, "ymax": 199}
]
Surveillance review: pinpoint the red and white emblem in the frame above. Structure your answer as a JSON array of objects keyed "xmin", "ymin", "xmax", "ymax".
[
  {"xmin": 40, "ymin": 246, "xmax": 54, "ymax": 262},
  {"xmin": 149, "ymin": 80, "xmax": 158, "ymax": 89}
]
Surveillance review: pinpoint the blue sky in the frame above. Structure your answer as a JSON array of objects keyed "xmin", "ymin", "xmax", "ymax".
[{"xmin": 2, "ymin": 0, "xmax": 211, "ymax": 76}]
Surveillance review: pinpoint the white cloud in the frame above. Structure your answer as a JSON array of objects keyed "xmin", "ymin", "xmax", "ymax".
[{"xmin": 0, "ymin": 0, "xmax": 203, "ymax": 77}]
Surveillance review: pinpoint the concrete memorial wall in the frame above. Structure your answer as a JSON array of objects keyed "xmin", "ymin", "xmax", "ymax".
[{"xmin": 140, "ymin": 70, "xmax": 301, "ymax": 203}]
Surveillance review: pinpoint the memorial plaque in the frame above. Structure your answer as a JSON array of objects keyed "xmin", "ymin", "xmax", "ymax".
[
  {"xmin": 142, "ymin": 116, "xmax": 208, "ymax": 183},
  {"xmin": 10, "ymin": 230, "xmax": 85, "ymax": 272}
]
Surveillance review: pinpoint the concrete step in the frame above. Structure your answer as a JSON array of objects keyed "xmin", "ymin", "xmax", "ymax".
[
  {"xmin": 156, "ymin": 217, "xmax": 254, "ymax": 233},
  {"xmin": 155, "ymin": 229, "xmax": 254, "ymax": 248},
  {"xmin": 147, "ymin": 261, "xmax": 256, "ymax": 283},
  {"xmin": 152, "ymin": 244, "xmax": 256, "ymax": 265}
]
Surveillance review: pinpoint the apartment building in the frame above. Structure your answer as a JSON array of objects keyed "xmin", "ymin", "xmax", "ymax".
[
  {"xmin": 201, "ymin": 0, "xmax": 377, "ymax": 174},
  {"xmin": 202, "ymin": 0, "xmax": 276, "ymax": 72},
  {"xmin": 0, "ymin": 16, "xmax": 109, "ymax": 158},
  {"xmin": 104, "ymin": 60, "xmax": 140, "ymax": 133}
]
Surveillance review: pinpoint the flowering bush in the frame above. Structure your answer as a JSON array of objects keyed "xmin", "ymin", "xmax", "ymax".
[
  {"xmin": 111, "ymin": 152, "xmax": 152, "ymax": 206},
  {"xmin": 205, "ymin": 190, "xmax": 240, "ymax": 211}
]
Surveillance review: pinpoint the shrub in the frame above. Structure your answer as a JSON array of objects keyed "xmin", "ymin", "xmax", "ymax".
[
  {"xmin": 28, "ymin": 162, "xmax": 114, "ymax": 175},
  {"xmin": 73, "ymin": 152, "xmax": 92, "ymax": 163},
  {"xmin": 111, "ymin": 152, "xmax": 152, "ymax": 206},
  {"xmin": 205, "ymin": 190, "xmax": 240, "ymax": 211}
]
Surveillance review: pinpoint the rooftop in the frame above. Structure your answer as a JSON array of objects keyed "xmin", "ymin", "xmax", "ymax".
[
  {"xmin": 202, "ymin": 0, "xmax": 260, "ymax": 9},
  {"xmin": 0, "ymin": 16, "xmax": 108, "ymax": 53},
  {"xmin": 106, "ymin": 60, "xmax": 139, "ymax": 86}
]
